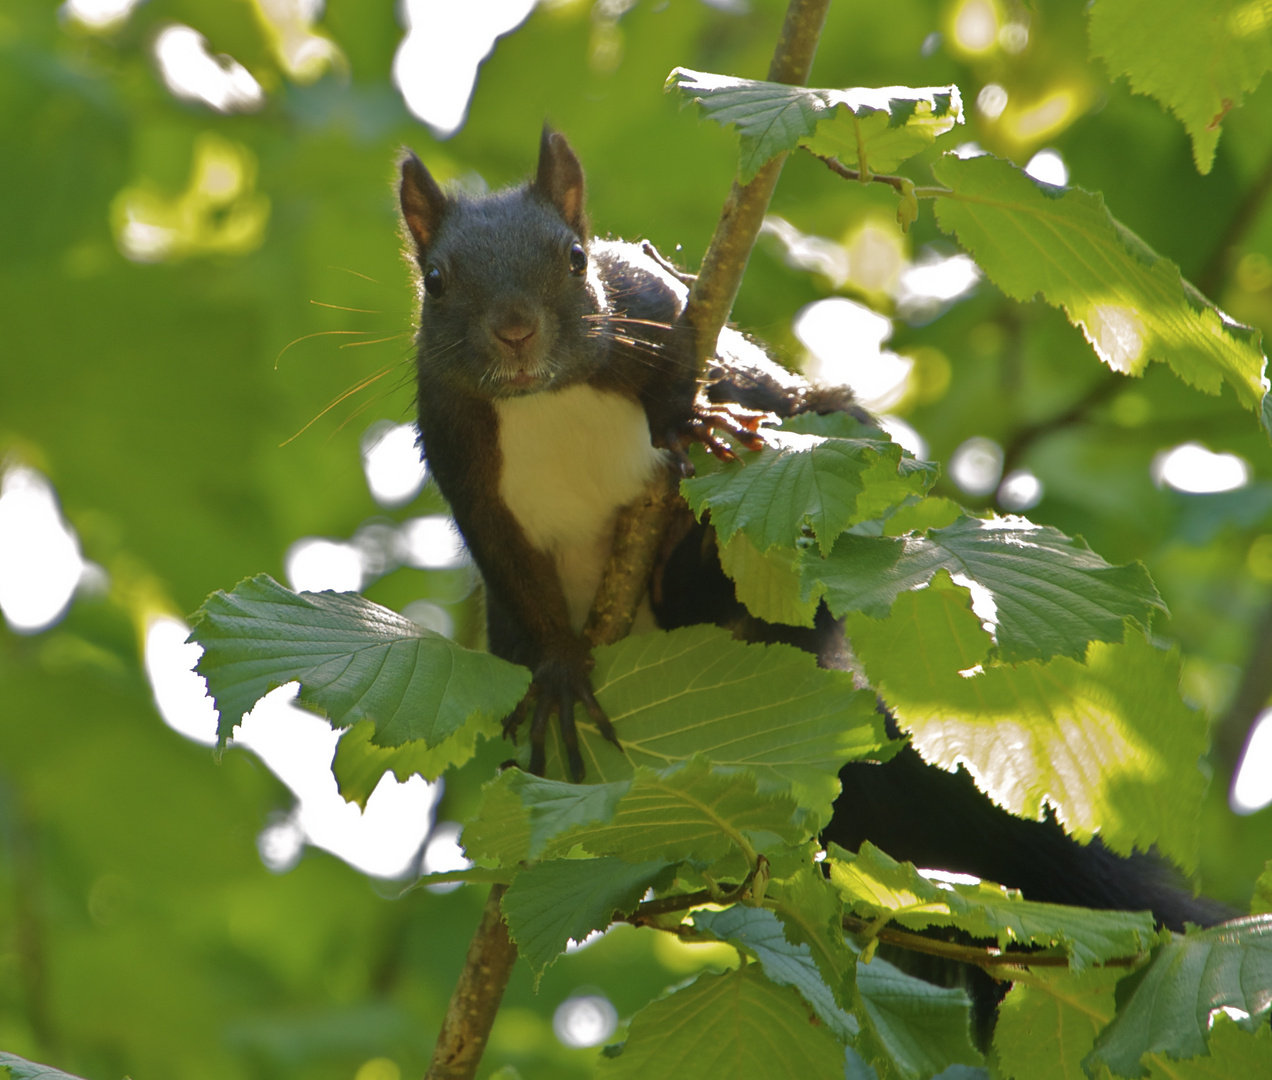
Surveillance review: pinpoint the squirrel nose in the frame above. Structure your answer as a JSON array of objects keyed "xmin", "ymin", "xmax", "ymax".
[{"xmin": 494, "ymin": 318, "xmax": 538, "ymax": 347}]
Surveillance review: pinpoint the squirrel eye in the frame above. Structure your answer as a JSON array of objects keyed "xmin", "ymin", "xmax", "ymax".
[
  {"xmin": 568, "ymin": 242, "xmax": 587, "ymax": 276},
  {"xmin": 423, "ymin": 267, "xmax": 444, "ymax": 297}
]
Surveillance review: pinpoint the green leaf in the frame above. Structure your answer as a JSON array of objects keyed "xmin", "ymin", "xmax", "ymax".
[
  {"xmin": 718, "ymin": 532, "xmax": 819, "ymax": 628},
  {"xmin": 1086, "ymin": 916, "xmax": 1272, "ymax": 1077},
  {"xmin": 931, "ymin": 154, "xmax": 1270, "ymax": 434},
  {"xmin": 1088, "ymin": 0, "xmax": 1272, "ymax": 173},
  {"xmin": 829, "ymin": 843, "xmax": 1157, "ymax": 970},
  {"xmin": 0, "ymin": 1055, "xmax": 93, "ymax": 1080},
  {"xmin": 993, "ymin": 968, "xmax": 1124, "ymax": 1080},
  {"xmin": 533, "ymin": 626, "xmax": 888, "ymax": 821},
  {"xmin": 692, "ymin": 903, "xmax": 857, "ymax": 1042},
  {"xmin": 853, "ymin": 952, "xmax": 983, "ymax": 1080},
  {"xmin": 189, "ymin": 574, "xmax": 531, "ymax": 751},
  {"xmin": 773, "ymin": 866, "xmax": 860, "ymax": 1016},
  {"xmin": 1145, "ymin": 1015, "xmax": 1272, "ymax": 1079},
  {"xmin": 597, "ymin": 965, "xmax": 846, "ymax": 1078},
  {"xmin": 845, "ymin": 586, "xmax": 1209, "ymax": 870},
  {"xmin": 502, "ymin": 856, "xmax": 672, "ymax": 980},
  {"xmin": 666, "ymin": 68, "xmax": 962, "ymax": 182},
  {"xmin": 806, "ymin": 515, "xmax": 1166, "ymax": 663},
  {"xmin": 330, "ymin": 717, "xmax": 498, "ymax": 806},
  {"xmin": 681, "ymin": 429, "xmax": 935, "ymax": 557},
  {"xmin": 464, "ymin": 758, "xmax": 807, "ymax": 868}
]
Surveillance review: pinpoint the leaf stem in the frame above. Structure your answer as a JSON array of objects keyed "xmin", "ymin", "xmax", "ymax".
[{"xmin": 811, "ymin": 152, "xmax": 951, "ymax": 199}]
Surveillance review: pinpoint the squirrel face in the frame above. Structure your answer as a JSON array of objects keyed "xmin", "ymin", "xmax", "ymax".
[{"xmin": 400, "ymin": 129, "xmax": 608, "ymax": 400}]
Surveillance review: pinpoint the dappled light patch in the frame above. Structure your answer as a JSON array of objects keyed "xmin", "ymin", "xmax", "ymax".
[{"xmin": 111, "ymin": 134, "xmax": 269, "ymax": 262}]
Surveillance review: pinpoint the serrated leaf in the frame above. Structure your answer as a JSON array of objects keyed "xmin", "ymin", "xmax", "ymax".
[
  {"xmin": 773, "ymin": 866, "xmax": 860, "ymax": 1015},
  {"xmin": 666, "ymin": 68, "xmax": 962, "ymax": 182},
  {"xmin": 807, "ymin": 515, "xmax": 1166, "ymax": 663},
  {"xmin": 993, "ymin": 968, "xmax": 1124, "ymax": 1080},
  {"xmin": 1086, "ymin": 916, "xmax": 1272, "ymax": 1078},
  {"xmin": 464, "ymin": 758, "xmax": 806, "ymax": 868},
  {"xmin": 693, "ymin": 902, "xmax": 857, "ymax": 1042},
  {"xmin": 189, "ymin": 574, "xmax": 530, "ymax": 750},
  {"xmin": 718, "ymin": 531, "xmax": 819, "ymax": 628},
  {"xmin": 597, "ymin": 965, "xmax": 846, "ymax": 1078},
  {"xmin": 829, "ymin": 843, "xmax": 1156, "ymax": 970},
  {"xmin": 502, "ymin": 856, "xmax": 672, "ymax": 980},
  {"xmin": 1145, "ymin": 1016, "xmax": 1272, "ymax": 1079},
  {"xmin": 0, "ymin": 1054, "xmax": 92, "ymax": 1080},
  {"xmin": 1088, "ymin": 0, "xmax": 1272, "ymax": 174},
  {"xmin": 845, "ymin": 587, "xmax": 1209, "ymax": 870},
  {"xmin": 681, "ymin": 431, "xmax": 935, "ymax": 557},
  {"xmin": 931, "ymin": 154, "xmax": 1270, "ymax": 435},
  {"xmin": 854, "ymin": 952, "xmax": 983, "ymax": 1080},
  {"xmin": 331, "ymin": 716, "xmax": 498, "ymax": 806},
  {"xmin": 532, "ymin": 626, "xmax": 888, "ymax": 822}
]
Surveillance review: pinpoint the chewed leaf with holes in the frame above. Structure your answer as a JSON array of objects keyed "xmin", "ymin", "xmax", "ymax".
[
  {"xmin": 681, "ymin": 423, "xmax": 936, "ymax": 558},
  {"xmin": 666, "ymin": 68, "xmax": 962, "ymax": 182},
  {"xmin": 462, "ymin": 757, "xmax": 806, "ymax": 868},
  {"xmin": 932, "ymin": 154, "xmax": 1271, "ymax": 434},
  {"xmin": 846, "ymin": 584, "xmax": 1209, "ymax": 871},
  {"xmin": 829, "ymin": 842, "xmax": 1158, "ymax": 970},
  {"xmin": 189, "ymin": 574, "xmax": 530, "ymax": 757},
  {"xmin": 1089, "ymin": 0, "xmax": 1272, "ymax": 174},
  {"xmin": 805, "ymin": 514, "xmax": 1165, "ymax": 663}
]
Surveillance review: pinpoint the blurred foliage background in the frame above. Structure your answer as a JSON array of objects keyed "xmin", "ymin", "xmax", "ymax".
[{"xmin": 2, "ymin": 0, "xmax": 1271, "ymax": 1077}]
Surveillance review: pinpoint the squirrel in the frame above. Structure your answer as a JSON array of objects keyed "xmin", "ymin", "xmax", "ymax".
[{"xmin": 398, "ymin": 127, "xmax": 1232, "ymax": 937}]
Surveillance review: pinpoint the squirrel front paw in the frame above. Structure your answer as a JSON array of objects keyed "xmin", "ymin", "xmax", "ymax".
[
  {"xmin": 503, "ymin": 651, "xmax": 622, "ymax": 782},
  {"xmin": 662, "ymin": 397, "xmax": 776, "ymax": 476}
]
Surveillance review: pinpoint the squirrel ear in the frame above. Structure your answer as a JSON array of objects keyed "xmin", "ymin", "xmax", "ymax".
[
  {"xmin": 535, "ymin": 124, "xmax": 588, "ymax": 237},
  {"xmin": 399, "ymin": 151, "xmax": 446, "ymax": 252}
]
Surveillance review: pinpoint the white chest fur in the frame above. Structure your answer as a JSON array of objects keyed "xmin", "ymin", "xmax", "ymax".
[{"xmin": 494, "ymin": 384, "xmax": 665, "ymax": 630}]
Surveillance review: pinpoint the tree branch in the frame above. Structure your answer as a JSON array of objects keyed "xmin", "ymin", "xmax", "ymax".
[
  {"xmin": 423, "ymin": 6, "xmax": 832, "ymax": 1078},
  {"xmin": 423, "ymin": 884, "xmax": 519, "ymax": 1080}
]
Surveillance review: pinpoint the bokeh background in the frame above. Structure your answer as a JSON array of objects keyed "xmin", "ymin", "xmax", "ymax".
[{"xmin": 2, "ymin": 1, "xmax": 1272, "ymax": 1078}]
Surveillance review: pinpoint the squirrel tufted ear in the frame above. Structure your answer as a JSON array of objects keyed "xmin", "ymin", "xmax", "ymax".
[
  {"xmin": 534, "ymin": 124, "xmax": 588, "ymax": 237},
  {"xmin": 399, "ymin": 150, "xmax": 447, "ymax": 252}
]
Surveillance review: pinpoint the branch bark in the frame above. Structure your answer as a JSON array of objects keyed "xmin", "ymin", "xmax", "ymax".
[
  {"xmin": 424, "ymin": 884, "xmax": 518, "ymax": 1080},
  {"xmin": 423, "ymin": 4, "xmax": 831, "ymax": 1077}
]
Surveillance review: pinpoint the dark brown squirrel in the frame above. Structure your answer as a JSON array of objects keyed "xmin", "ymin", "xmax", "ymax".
[
  {"xmin": 398, "ymin": 126, "xmax": 852, "ymax": 783},
  {"xmin": 398, "ymin": 127, "xmax": 1233, "ymax": 942}
]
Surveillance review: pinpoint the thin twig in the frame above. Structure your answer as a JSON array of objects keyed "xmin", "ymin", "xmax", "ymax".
[
  {"xmin": 840, "ymin": 913, "xmax": 1145, "ymax": 971},
  {"xmin": 813, "ymin": 154, "xmax": 912, "ymax": 195}
]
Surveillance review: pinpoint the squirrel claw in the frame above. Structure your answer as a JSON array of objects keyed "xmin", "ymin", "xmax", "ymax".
[
  {"xmin": 670, "ymin": 400, "xmax": 774, "ymax": 467},
  {"xmin": 507, "ymin": 654, "xmax": 622, "ymax": 782}
]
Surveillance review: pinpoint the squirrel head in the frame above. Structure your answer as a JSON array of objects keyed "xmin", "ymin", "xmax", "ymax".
[{"xmin": 399, "ymin": 126, "xmax": 607, "ymax": 398}]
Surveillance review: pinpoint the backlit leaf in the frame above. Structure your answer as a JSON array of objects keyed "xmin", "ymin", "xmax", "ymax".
[
  {"xmin": 845, "ymin": 585, "xmax": 1209, "ymax": 871},
  {"xmin": 931, "ymin": 154, "xmax": 1270, "ymax": 435},
  {"xmin": 1089, "ymin": 0, "xmax": 1272, "ymax": 173}
]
